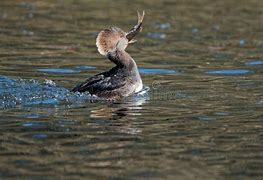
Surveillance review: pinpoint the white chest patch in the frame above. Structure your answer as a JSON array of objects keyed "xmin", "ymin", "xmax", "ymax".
[{"xmin": 134, "ymin": 81, "xmax": 143, "ymax": 93}]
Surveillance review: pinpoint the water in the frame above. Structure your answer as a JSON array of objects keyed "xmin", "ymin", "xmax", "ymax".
[{"xmin": 0, "ymin": 0, "xmax": 263, "ymax": 179}]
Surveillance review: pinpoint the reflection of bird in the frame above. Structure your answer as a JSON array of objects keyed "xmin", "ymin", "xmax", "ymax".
[{"xmin": 72, "ymin": 11, "xmax": 145, "ymax": 100}]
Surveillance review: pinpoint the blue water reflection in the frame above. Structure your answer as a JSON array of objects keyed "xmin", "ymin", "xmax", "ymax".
[
  {"xmin": 245, "ymin": 60, "xmax": 263, "ymax": 66},
  {"xmin": 32, "ymin": 133, "xmax": 48, "ymax": 139},
  {"xmin": 74, "ymin": 65, "xmax": 97, "ymax": 70},
  {"xmin": 206, "ymin": 69, "xmax": 253, "ymax": 76},
  {"xmin": 139, "ymin": 68, "xmax": 177, "ymax": 75},
  {"xmin": 38, "ymin": 68, "xmax": 81, "ymax": 74}
]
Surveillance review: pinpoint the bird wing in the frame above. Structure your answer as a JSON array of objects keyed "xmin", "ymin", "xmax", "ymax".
[{"xmin": 72, "ymin": 67, "xmax": 127, "ymax": 94}]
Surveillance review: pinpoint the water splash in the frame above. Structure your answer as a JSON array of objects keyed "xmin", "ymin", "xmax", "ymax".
[
  {"xmin": 0, "ymin": 76, "xmax": 93, "ymax": 108},
  {"xmin": 0, "ymin": 76, "xmax": 150, "ymax": 109}
]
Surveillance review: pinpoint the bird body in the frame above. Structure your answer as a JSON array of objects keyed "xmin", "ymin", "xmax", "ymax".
[{"xmin": 72, "ymin": 11, "xmax": 145, "ymax": 100}]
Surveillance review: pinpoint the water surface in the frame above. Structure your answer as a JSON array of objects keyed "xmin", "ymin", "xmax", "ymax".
[{"xmin": 0, "ymin": 0, "xmax": 263, "ymax": 179}]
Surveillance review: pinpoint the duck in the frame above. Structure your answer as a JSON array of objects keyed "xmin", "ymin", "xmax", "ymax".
[{"xmin": 72, "ymin": 11, "xmax": 145, "ymax": 100}]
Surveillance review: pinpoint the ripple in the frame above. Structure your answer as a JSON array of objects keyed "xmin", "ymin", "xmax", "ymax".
[
  {"xmin": 74, "ymin": 65, "xmax": 97, "ymax": 70},
  {"xmin": 22, "ymin": 29, "xmax": 34, "ymax": 36},
  {"xmin": 197, "ymin": 116, "xmax": 216, "ymax": 121},
  {"xmin": 155, "ymin": 23, "xmax": 171, "ymax": 30},
  {"xmin": 147, "ymin": 32, "xmax": 166, "ymax": 39},
  {"xmin": 139, "ymin": 68, "xmax": 177, "ymax": 75},
  {"xmin": 214, "ymin": 112, "xmax": 229, "ymax": 116},
  {"xmin": 24, "ymin": 98, "xmax": 60, "ymax": 106},
  {"xmin": 192, "ymin": 27, "xmax": 199, "ymax": 33},
  {"xmin": 206, "ymin": 69, "xmax": 253, "ymax": 76},
  {"xmin": 38, "ymin": 68, "xmax": 80, "ymax": 74},
  {"xmin": 32, "ymin": 133, "xmax": 48, "ymax": 139},
  {"xmin": 23, "ymin": 122, "xmax": 47, "ymax": 128},
  {"xmin": 22, "ymin": 114, "xmax": 42, "ymax": 119},
  {"xmin": 239, "ymin": 39, "xmax": 246, "ymax": 47},
  {"xmin": 245, "ymin": 60, "xmax": 263, "ymax": 66}
]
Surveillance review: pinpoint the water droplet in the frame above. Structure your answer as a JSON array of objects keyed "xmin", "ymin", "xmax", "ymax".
[
  {"xmin": 239, "ymin": 39, "xmax": 246, "ymax": 47},
  {"xmin": 192, "ymin": 28, "xmax": 199, "ymax": 33},
  {"xmin": 44, "ymin": 79, "xmax": 56, "ymax": 86},
  {"xmin": 21, "ymin": 29, "xmax": 34, "ymax": 36}
]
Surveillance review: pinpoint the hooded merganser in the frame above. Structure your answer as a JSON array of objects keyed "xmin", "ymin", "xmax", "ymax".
[{"xmin": 72, "ymin": 11, "xmax": 145, "ymax": 100}]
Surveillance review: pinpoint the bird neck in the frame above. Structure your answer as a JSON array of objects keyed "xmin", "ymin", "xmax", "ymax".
[
  {"xmin": 107, "ymin": 50, "xmax": 137, "ymax": 70},
  {"xmin": 107, "ymin": 49, "xmax": 142, "ymax": 91}
]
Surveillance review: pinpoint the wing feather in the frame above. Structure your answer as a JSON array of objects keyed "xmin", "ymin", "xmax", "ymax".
[{"xmin": 72, "ymin": 67, "xmax": 127, "ymax": 95}]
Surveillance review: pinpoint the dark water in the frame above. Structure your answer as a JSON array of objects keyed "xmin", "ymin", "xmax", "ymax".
[{"xmin": 1, "ymin": 0, "xmax": 263, "ymax": 179}]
